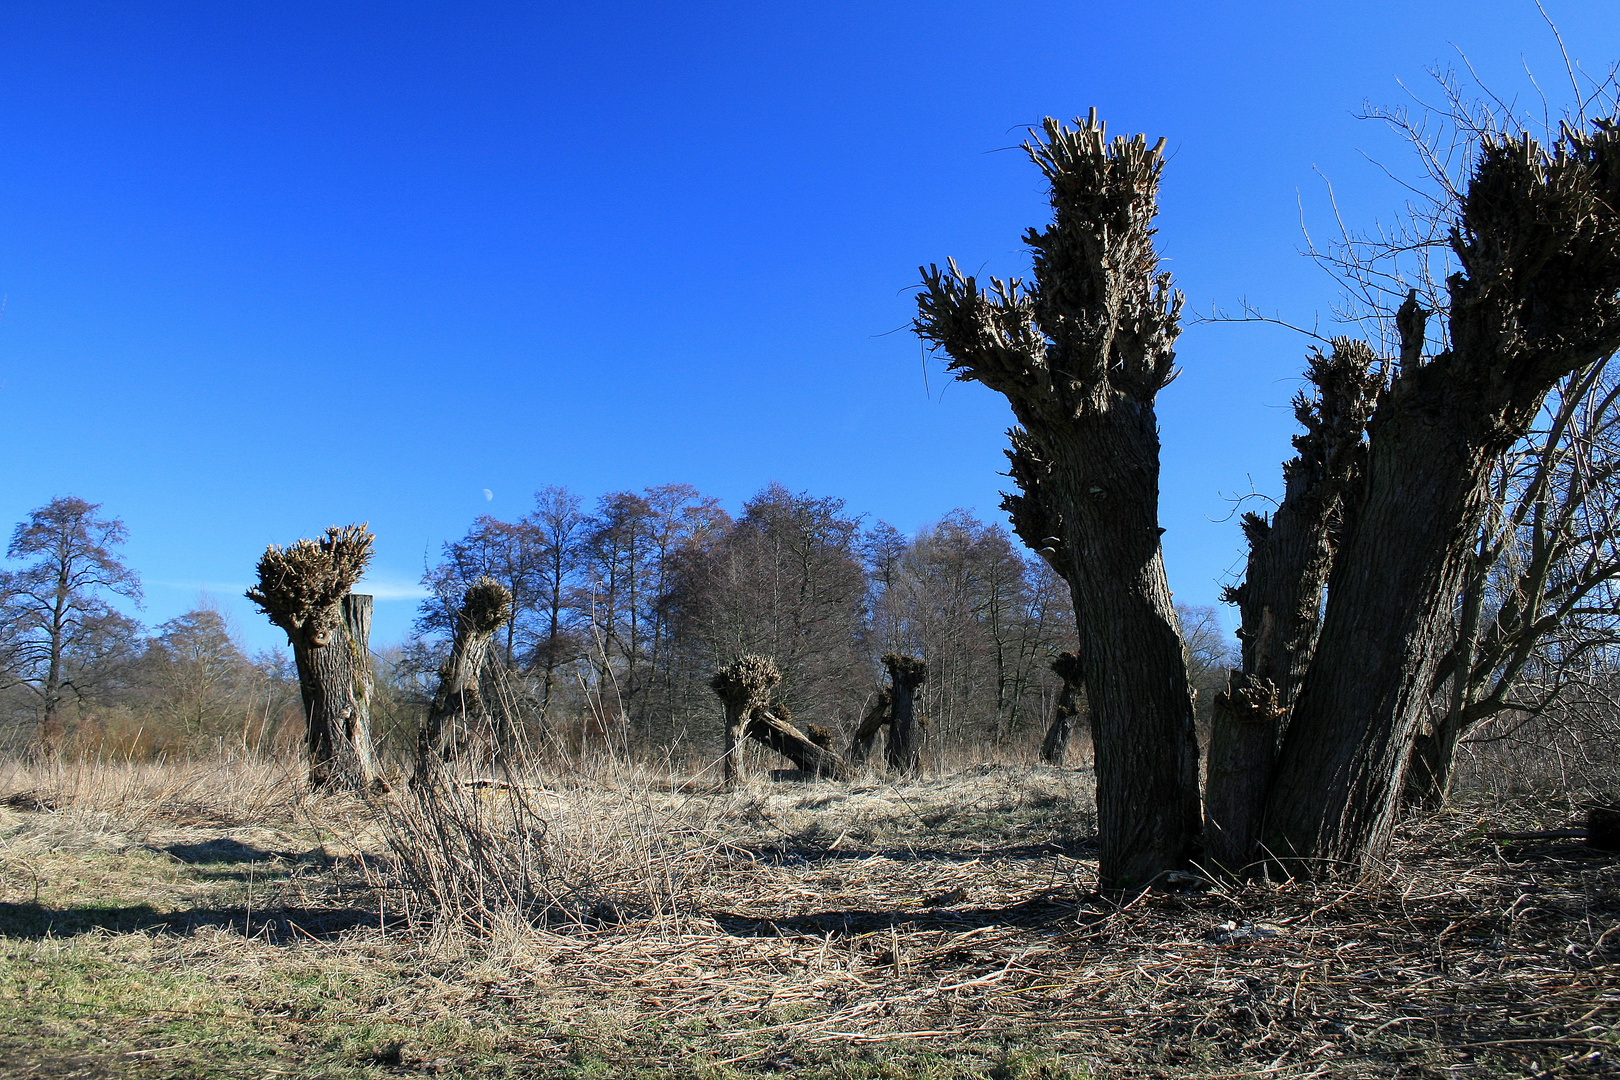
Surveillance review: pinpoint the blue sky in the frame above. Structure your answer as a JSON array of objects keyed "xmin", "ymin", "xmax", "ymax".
[{"xmin": 0, "ymin": 1, "xmax": 1615, "ymax": 653}]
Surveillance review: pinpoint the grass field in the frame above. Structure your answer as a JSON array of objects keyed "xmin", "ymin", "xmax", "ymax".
[{"xmin": 0, "ymin": 756, "xmax": 1615, "ymax": 1079}]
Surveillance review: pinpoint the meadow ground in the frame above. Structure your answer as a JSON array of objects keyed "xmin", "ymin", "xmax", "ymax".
[{"xmin": 0, "ymin": 755, "xmax": 1615, "ymax": 1079}]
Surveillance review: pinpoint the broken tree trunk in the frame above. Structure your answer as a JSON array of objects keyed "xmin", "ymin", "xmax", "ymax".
[
  {"xmin": 245, "ymin": 524, "xmax": 377, "ymax": 793},
  {"xmin": 417, "ymin": 577, "xmax": 514, "ymax": 779},
  {"xmin": 1040, "ymin": 652, "xmax": 1083, "ymax": 765},
  {"xmin": 883, "ymin": 654, "xmax": 927, "ymax": 774},
  {"xmin": 1205, "ymin": 340, "xmax": 1381, "ymax": 872},
  {"xmin": 747, "ymin": 707, "xmax": 849, "ymax": 779},
  {"xmin": 710, "ymin": 655, "xmax": 780, "ymax": 786},
  {"xmin": 849, "ymin": 689, "xmax": 891, "ymax": 766}
]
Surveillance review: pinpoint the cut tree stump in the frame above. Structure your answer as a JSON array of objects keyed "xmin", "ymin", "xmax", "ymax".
[
  {"xmin": 1589, "ymin": 803, "xmax": 1620, "ymax": 852},
  {"xmin": 1040, "ymin": 652, "xmax": 1083, "ymax": 765},
  {"xmin": 883, "ymin": 654, "xmax": 927, "ymax": 774}
]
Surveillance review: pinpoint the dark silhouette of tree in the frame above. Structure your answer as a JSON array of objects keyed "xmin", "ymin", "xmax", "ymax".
[{"xmin": 0, "ymin": 496, "xmax": 142, "ymax": 756}]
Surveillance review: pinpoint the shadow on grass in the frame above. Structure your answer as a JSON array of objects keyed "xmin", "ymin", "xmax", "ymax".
[
  {"xmin": 0, "ymin": 900, "xmax": 386, "ymax": 941},
  {"xmin": 725, "ymin": 837, "xmax": 1097, "ymax": 867},
  {"xmin": 712, "ymin": 888, "xmax": 1087, "ymax": 938}
]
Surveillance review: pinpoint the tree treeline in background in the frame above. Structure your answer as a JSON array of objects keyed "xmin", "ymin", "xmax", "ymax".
[
  {"xmin": 4, "ymin": 379, "xmax": 1617, "ymax": 798},
  {"xmin": 1, "ymin": 486, "xmax": 1237, "ymax": 766},
  {"xmin": 403, "ymin": 481, "xmax": 1147, "ymax": 765}
]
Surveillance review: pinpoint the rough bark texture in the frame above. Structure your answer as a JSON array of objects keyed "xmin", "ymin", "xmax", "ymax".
[
  {"xmin": 337, "ymin": 593, "xmax": 382, "ymax": 790},
  {"xmin": 746, "ymin": 707, "xmax": 849, "ymax": 779},
  {"xmin": 918, "ymin": 111, "xmax": 1201, "ymax": 888},
  {"xmin": 1040, "ymin": 651, "xmax": 1083, "ymax": 765},
  {"xmin": 1203, "ymin": 670, "xmax": 1288, "ymax": 874},
  {"xmin": 849, "ymin": 689, "xmax": 891, "ymax": 766},
  {"xmin": 417, "ymin": 577, "xmax": 514, "ymax": 779},
  {"xmin": 246, "ymin": 525, "xmax": 375, "ymax": 792},
  {"xmin": 882, "ymin": 654, "xmax": 927, "ymax": 774},
  {"xmin": 1263, "ymin": 122, "xmax": 1620, "ymax": 874},
  {"xmin": 710, "ymin": 655, "xmax": 780, "ymax": 786},
  {"xmin": 1205, "ymin": 340, "xmax": 1381, "ymax": 871},
  {"xmin": 1402, "ymin": 358, "xmax": 1620, "ymax": 810}
]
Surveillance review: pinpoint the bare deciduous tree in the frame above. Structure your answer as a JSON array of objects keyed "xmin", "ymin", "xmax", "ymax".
[{"xmin": 0, "ymin": 496, "xmax": 142, "ymax": 756}]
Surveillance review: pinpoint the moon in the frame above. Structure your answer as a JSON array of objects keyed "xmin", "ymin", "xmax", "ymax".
[{"xmin": 482, "ymin": 489, "xmax": 493, "ymax": 501}]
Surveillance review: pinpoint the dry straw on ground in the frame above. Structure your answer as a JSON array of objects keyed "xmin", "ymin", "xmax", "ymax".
[{"xmin": 0, "ymin": 756, "xmax": 1614, "ymax": 1078}]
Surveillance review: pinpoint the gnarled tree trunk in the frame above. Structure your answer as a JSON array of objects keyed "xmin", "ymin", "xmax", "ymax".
[
  {"xmin": 1204, "ymin": 340, "xmax": 1380, "ymax": 872},
  {"xmin": 918, "ymin": 112, "xmax": 1202, "ymax": 888},
  {"xmin": 246, "ymin": 525, "xmax": 377, "ymax": 793},
  {"xmin": 710, "ymin": 655, "xmax": 780, "ymax": 786},
  {"xmin": 882, "ymin": 654, "xmax": 927, "ymax": 774},
  {"xmin": 417, "ymin": 578, "xmax": 514, "ymax": 780},
  {"xmin": 747, "ymin": 707, "xmax": 848, "ymax": 779},
  {"xmin": 1263, "ymin": 122, "xmax": 1620, "ymax": 874},
  {"xmin": 1040, "ymin": 652, "xmax": 1083, "ymax": 765}
]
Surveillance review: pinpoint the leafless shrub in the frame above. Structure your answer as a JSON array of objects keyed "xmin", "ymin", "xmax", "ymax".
[{"xmin": 378, "ymin": 753, "xmax": 724, "ymax": 943}]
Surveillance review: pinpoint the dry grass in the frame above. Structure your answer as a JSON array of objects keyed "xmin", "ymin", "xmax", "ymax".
[{"xmin": 0, "ymin": 754, "xmax": 1615, "ymax": 1078}]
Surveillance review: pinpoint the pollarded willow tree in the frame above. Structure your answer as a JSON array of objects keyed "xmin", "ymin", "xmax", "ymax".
[
  {"xmin": 916, "ymin": 112, "xmax": 1202, "ymax": 889},
  {"xmin": 246, "ymin": 524, "xmax": 380, "ymax": 792},
  {"xmin": 1255, "ymin": 117, "xmax": 1620, "ymax": 872},
  {"xmin": 920, "ymin": 104, "xmax": 1620, "ymax": 884}
]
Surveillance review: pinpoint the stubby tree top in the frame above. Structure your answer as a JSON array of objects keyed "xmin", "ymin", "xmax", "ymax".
[
  {"xmin": 915, "ymin": 110, "xmax": 1182, "ymax": 424},
  {"xmin": 882, "ymin": 653, "xmax": 928, "ymax": 690},
  {"xmin": 709, "ymin": 654, "xmax": 780, "ymax": 709},
  {"xmin": 458, "ymin": 576, "xmax": 515, "ymax": 636},
  {"xmin": 247, "ymin": 524, "xmax": 374, "ymax": 648},
  {"xmin": 1441, "ymin": 120, "xmax": 1620, "ymax": 420}
]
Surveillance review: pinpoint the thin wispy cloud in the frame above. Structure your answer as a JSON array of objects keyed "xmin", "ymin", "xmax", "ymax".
[{"xmin": 354, "ymin": 577, "xmax": 432, "ymax": 602}]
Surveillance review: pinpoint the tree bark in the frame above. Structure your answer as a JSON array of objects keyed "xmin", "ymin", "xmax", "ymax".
[
  {"xmin": 291, "ymin": 625, "xmax": 365, "ymax": 791},
  {"xmin": 747, "ymin": 708, "xmax": 848, "ymax": 779},
  {"xmin": 1206, "ymin": 340, "xmax": 1380, "ymax": 872},
  {"xmin": 1040, "ymin": 652, "xmax": 1082, "ymax": 765},
  {"xmin": 337, "ymin": 593, "xmax": 381, "ymax": 790},
  {"xmin": 882, "ymin": 654, "xmax": 927, "ymax": 774},
  {"xmin": 1047, "ymin": 421, "xmax": 1202, "ymax": 888},
  {"xmin": 1203, "ymin": 671, "xmax": 1287, "ymax": 873}
]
